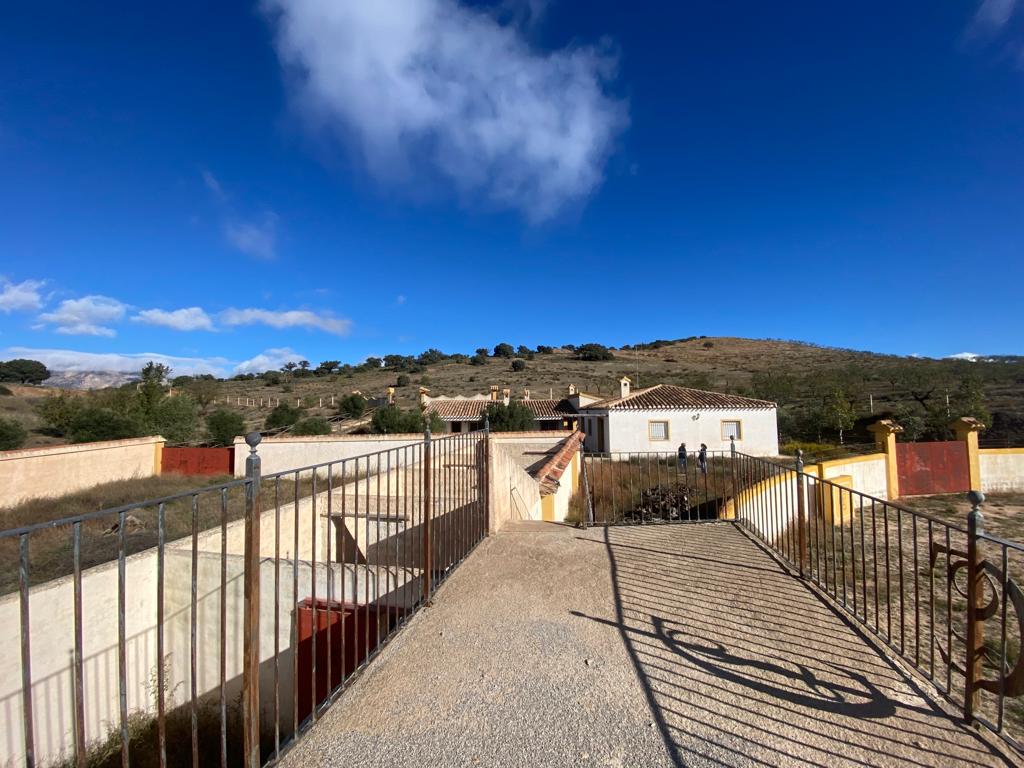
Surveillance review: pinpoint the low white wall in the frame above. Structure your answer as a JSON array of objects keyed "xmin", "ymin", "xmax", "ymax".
[
  {"xmin": 816, "ymin": 454, "xmax": 888, "ymax": 500},
  {"xmin": 0, "ymin": 437, "xmax": 164, "ymax": 508},
  {"xmin": 603, "ymin": 408, "xmax": 779, "ymax": 456},
  {"xmin": 487, "ymin": 441, "xmax": 541, "ymax": 530},
  {"xmin": 233, "ymin": 434, "xmax": 426, "ymax": 478},
  {"xmin": 980, "ymin": 449, "xmax": 1024, "ymax": 493}
]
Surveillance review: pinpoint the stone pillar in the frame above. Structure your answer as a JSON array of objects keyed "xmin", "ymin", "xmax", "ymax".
[
  {"xmin": 868, "ymin": 419, "xmax": 903, "ymax": 500},
  {"xmin": 952, "ymin": 416, "xmax": 985, "ymax": 491}
]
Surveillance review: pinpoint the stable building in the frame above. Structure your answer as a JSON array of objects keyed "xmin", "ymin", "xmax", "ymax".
[
  {"xmin": 421, "ymin": 386, "xmax": 577, "ymax": 433},
  {"xmin": 574, "ymin": 377, "xmax": 779, "ymax": 456}
]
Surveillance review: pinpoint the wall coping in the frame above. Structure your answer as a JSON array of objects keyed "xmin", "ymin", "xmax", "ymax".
[
  {"xmin": 979, "ymin": 448, "xmax": 1024, "ymax": 455},
  {"xmin": 817, "ymin": 453, "xmax": 886, "ymax": 471},
  {"xmin": 0, "ymin": 435, "xmax": 165, "ymax": 461}
]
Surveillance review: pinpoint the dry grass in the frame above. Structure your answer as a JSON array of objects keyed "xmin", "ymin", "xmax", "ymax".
[{"xmin": 0, "ymin": 473, "xmax": 314, "ymax": 596}]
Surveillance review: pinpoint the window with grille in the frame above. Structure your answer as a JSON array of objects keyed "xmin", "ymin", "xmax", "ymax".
[
  {"xmin": 649, "ymin": 421, "xmax": 669, "ymax": 441},
  {"xmin": 721, "ymin": 420, "xmax": 742, "ymax": 440}
]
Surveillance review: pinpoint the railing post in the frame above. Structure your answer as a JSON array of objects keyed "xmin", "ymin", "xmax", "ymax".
[
  {"xmin": 965, "ymin": 489, "xmax": 986, "ymax": 724},
  {"xmin": 729, "ymin": 437, "xmax": 738, "ymax": 521},
  {"xmin": 422, "ymin": 426, "xmax": 433, "ymax": 604},
  {"xmin": 483, "ymin": 415, "xmax": 490, "ymax": 535},
  {"xmin": 242, "ymin": 432, "xmax": 262, "ymax": 768},
  {"xmin": 795, "ymin": 449, "xmax": 806, "ymax": 579}
]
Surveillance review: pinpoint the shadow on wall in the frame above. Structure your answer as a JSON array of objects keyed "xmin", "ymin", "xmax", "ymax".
[{"xmin": 572, "ymin": 524, "xmax": 1006, "ymax": 768}]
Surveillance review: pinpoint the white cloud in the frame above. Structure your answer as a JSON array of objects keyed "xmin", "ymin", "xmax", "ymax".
[
  {"xmin": 133, "ymin": 307, "xmax": 215, "ymax": 331},
  {"xmin": 221, "ymin": 307, "xmax": 351, "ymax": 336},
  {"xmin": 947, "ymin": 352, "xmax": 982, "ymax": 361},
  {"xmin": 37, "ymin": 295, "xmax": 127, "ymax": 337},
  {"xmin": 0, "ymin": 278, "xmax": 45, "ymax": 313},
  {"xmin": 264, "ymin": 0, "xmax": 628, "ymax": 222},
  {"xmin": 202, "ymin": 169, "xmax": 226, "ymax": 200},
  {"xmin": 225, "ymin": 213, "xmax": 278, "ymax": 259},
  {"xmin": 969, "ymin": 0, "xmax": 1018, "ymax": 35},
  {"xmin": 233, "ymin": 347, "xmax": 305, "ymax": 374},
  {"xmin": 2, "ymin": 346, "xmax": 230, "ymax": 376}
]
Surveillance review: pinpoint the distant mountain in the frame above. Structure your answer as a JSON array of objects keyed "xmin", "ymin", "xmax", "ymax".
[{"xmin": 44, "ymin": 370, "xmax": 139, "ymax": 390}]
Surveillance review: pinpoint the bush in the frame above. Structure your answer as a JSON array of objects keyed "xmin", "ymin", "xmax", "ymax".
[
  {"xmin": 702, "ymin": 340, "xmax": 714, "ymax": 349},
  {"xmin": 370, "ymin": 406, "xmax": 443, "ymax": 434},
  {"xmin": 0, "ymin": 417, "xmax": 28, "ymax": 450},
  {"xmin": 337, "ymin": 393, "xmax": 367, "ymax": 419},
  {"xmin": 291, "ymin": 417, "xmax": 332, "ymax": 436},
  {"xmin": 396, "ymin": 374, "xmax": 411, "ymax": 387},
  {"xmin": 536, "ymin": 345, "xmax": 554, "ymax": 354},
  {"xmin": 265, "ymin": 403, "xmax": 303, "ymax": 430},
  {"xmin": 206, "ymin": 410, "xmax": 246, "ymax": 447},
  {"xmin": 485, "ymin": 402, "xmax": 534, "ymax": 432},
  {"xmin": 262, "ymin": 371, "xmax": 282, "ymax": 386},
  {"xmin": 573, "ymin": 343, "xmax": 614, "ymax": 361},
  {"xmin": 493, "ymin": 343, "xmax": 515, "ymax": 358},
  {"xmin": 511, "ymin": 359, "xmax": 527, "ymax": 372},
  {"xmin": 152, "ymin": 394, "xmax": 200, "ymax": 444},
  {"xmin": 68, "ymin": 408, "xmax": 146, "ymax": 444},
  {"xmin": 0, "ymin": 384, "xmax": 12, "ymax": 396},
  {"xmin": 470, "ymin": 354, "xmax": 487, "ymax": 366}
]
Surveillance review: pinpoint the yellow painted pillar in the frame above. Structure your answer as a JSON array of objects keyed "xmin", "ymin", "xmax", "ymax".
[
  {"xmin": 154, "ymin": 437, "xmax": 165, "ymax": 476},
  {"xmin": 952, "ymin": 416, "xmax": 985, "ymax": 491},
  {"xmin": 868, "ymin": 419, "xmax": 903, "ymax": 500}
]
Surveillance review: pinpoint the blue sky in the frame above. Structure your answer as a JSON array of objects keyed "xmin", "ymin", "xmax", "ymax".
[{"xmin": 1, "ymin": 1, "xmax": 1023, "ymax": 376}]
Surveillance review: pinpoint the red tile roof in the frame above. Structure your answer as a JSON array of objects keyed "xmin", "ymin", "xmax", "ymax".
[
  {"xmin": 424, "ymin": 398, "xmax": 575, "ymax": 422},
  {"xmin": 578, "ymin": 384, "xmax": 775, "ymax": 411},
  {"xmin": 533, "ymin": 432, "xmax": 584, "ymax": 496}
]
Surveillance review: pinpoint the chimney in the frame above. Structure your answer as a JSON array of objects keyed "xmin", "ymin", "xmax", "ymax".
[
  {"xmin": 523, "ymin": 389, "xmax": 530, "ymax": 400},
  {"xmin": 502, "ymin": 388, "xmax": 511, "ymax": 406},
  {"xmin": 619, "ymin": 376, "xmax": 632, "ymax": 399},
  {"xmin": 386, "ymin": 386, "xmax": 395, "ymax": 406},
  {"xmin": 419, "ymin": 387, "xmax": 430, "ymax": 407},
  {"xmin": 568, "ymin": 383, "xmax": 577, "ymax": 396},
  {"xmin": 489, "ymin": 385, "xmax": 499, "ymax": 402}
]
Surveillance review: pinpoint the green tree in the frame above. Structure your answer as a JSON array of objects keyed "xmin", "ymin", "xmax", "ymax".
[
  {"xmin": 750, "ymin": 371, "xmax": 796, "ymax": 405},
  {"xmin": 183, "ymin": 377, "xmax": 219, "ymax": 414},
  {"xmin": 493, "ymin": 343, "xmax": 515, "ymax": 358},
  {"xmin": 206, "ymin": 410, "xmax": 246, "ymax": 447},
  {"xmin": 511, "ymin": 359, "xmax": 527, "ymax": 372},
  {"xmin": 370, "ymin": 406, "xmax": 442, "ymax": 434},
  {"xmin": 470, "ymin": 354, "xmax": 487, "ymax": 366},
  {"xmin": 0, "ymin": 417, "xmax": 28, "ymax": 450},
  {"xmin": 0, "ymin": 358, "xmax": 50, "ymax": 384},
  {"xmin": 950, "ymin": 372, "xmax": 991, "ymax": 426},
  {"xmin": 485, "ymin": 401, "xmax": 534, "ymax": 431},
  {"xmin": 266, "ymin": 403, "xmax": 303, "ymax": 430},
  {"xmin": 36, "ymin": 391, "xmax": 86, "ymax": 435},
  {"xmin": 396, "ymin": 374, "xmax": 411, "ymax": 387},
  {"xmin": 536, "ymin": 345, "xmax": 554, "ymax": 354},
  {"xmin": 153, "ymin": 394, "xmax": 200, "ymax": 444},
  {"xmin": 316, "ymin": 360, "xmax": 340, "ymax": 375},
  {"xmin": 68, "ymin": 408, "xmax": 146, "ymax": 443},
  {"xmin": 821, "ymin": 389, "xmax": 856, "ymax": 444},
  {"xmin": 281, "ymin": 362, "xmax": 298, "ymax": 374},
  {"xmin": 292, "ymin": 417, "xmax": 332, "ymax": 436},
  {"xmin": 138, "ymin": 361, "xmax": 171, "ymax": 421},
  {"xmin": 573, "ymin": 343, "xmax": 614, "ymax": 361},
  {"xmin": 337, "ymin": 393, "xmax": 367, "ymax": 419}
]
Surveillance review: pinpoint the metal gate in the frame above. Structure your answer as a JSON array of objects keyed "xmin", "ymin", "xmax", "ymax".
[
  {"xmin": 896, "ymin": 441, "xmax": 970, "ymax": 496},
  {"xmin": 580, "ymin": 448, "xmax": 733, "ymax": 525}
]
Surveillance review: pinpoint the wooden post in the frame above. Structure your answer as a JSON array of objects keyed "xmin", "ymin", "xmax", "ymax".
[
  {"xmin": 242, "ymin": 433, "xmax": 262, "ymax": 767},
  {"xmin": 964, "ymin": 490, "xmax": 985, "ymax": 723}
]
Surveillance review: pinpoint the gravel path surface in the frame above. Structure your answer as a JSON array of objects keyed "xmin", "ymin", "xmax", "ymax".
[{"xmin": 279, "ymin": 521, "xmax": 1015, "ymax": 768}]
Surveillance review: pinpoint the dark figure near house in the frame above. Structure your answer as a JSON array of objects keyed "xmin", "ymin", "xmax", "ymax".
[
  {"xmin": 698, "ymin": 444, "xmax": 708, "ymax": 474},
  {"xmin": 677, "ymin": 442, "xmax": 687, "ymax": 472}
]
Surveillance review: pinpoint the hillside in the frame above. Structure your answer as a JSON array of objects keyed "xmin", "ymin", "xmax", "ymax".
[{"xmin": 4, "ymin": 337, "xmax": 1023, "ymax": 448}]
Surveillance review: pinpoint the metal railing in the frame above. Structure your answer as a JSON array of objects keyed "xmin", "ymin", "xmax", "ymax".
[
  {"xmin": 731, "ymin": 447, "xmax": 1024, "ymax": 750},
  {"xmin": 2, "ymin": 427, "xmax": 489, "ymax": 768},
  {"xmin": 579, "ymin": 448, "xmax": 733, "ymax": 526}
]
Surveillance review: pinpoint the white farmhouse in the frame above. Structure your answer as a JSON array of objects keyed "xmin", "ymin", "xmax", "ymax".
[{"xmin": 573, "ymin": 377, "xmax": 779, "ymax": 456}]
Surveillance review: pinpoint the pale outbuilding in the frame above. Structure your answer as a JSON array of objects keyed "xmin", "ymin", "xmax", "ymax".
[{"xmin": 573, "ymin": 377, "xmax": 779, "ymax": 456}]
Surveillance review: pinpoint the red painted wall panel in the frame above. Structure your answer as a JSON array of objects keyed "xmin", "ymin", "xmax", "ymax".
[
  {"xmin": 895, "ymin": 441, "xmax": 969, "ymax": 496},
  {"xmin": 161, "ymin": 446, "xmax": 233, "ymax": 476}
]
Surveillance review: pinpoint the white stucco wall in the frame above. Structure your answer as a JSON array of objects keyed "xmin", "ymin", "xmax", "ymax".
[
  {"xmin": 816, "ymin": 454, "xmax": 888, "ymax": 500},
  {"xmin": 232, "ymin": 434, "xmax": 427, "ymax": 478},
  {"xmin": 980, "ymin": 449, "xmax": 1024, "ymax": 493},
  {"xmin": 0, "ymin": 437, "xmax": 164, "ymax": 508},
  {"xmin": 588, "ymin": 408, "xmax": 778, "ymax": 456}
]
